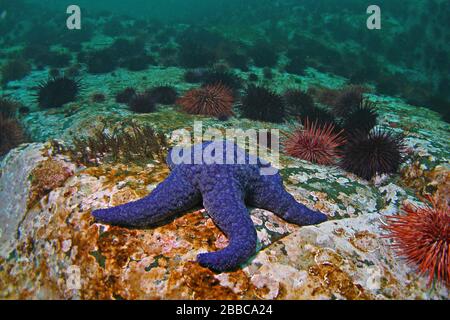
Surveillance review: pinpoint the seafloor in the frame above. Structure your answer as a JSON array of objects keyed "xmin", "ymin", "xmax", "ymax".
[{"xmin": 0, "ymin": 63, "xmax": 448, "ymax": 299}]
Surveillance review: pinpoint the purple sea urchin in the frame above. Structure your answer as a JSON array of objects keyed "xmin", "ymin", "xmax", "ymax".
[
  {"xmin": 115, "ymin": 87, "xmax": 137, "ymax": 104},
  {"xmin": 202, "ymin": 70, "xmax": 242, "ymax": 92},
  {"xmin": 128, "ymin": 92, "xmax": 156, "ymax": 113},
  {"xmin": 331, "ymin": 86, "xmax": 365, "ymax": 117},
  {"xmin": 147, "ymin": 86, "xmax": 178, "ymax": 105},
  {"xmin": 343, "ymin": 99, "xmax": 378, "ymax": 135},
  {"xmin": 37, "ymin": 77, "xmax": 80, "ymax": 109},
  {"xmin": 241, "ymin": 85, "xmax": 285, "ymax": 123},
  {"xmin": 340, "ymin": 128, "xmax": 405, "ymax": 180},
  {"xmin": 283, "ymin": 89, "xmax": 315, "ymax": 118},
  {"xmin": 91, "ymin": 93, "xmax": 106, "ymax": 103}
]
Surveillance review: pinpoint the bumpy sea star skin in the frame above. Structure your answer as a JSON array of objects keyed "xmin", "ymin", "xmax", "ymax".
[{"xmin": 92, "ymin": 141, "xmax": 327, "ymax": 272}]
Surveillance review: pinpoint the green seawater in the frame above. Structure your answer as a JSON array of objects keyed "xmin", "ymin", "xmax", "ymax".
[{"xmin": 1, "ymin": 0, "xmax": 448, "ymax": 119}]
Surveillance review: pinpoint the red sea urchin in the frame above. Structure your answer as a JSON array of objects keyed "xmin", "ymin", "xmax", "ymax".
[
  {"xmin": 340, "ymin": 128, "xmax": 405, "ymax": 180},
  {"xmin": 177, "ymin": 84, "xmax": 234, "ymax": 119},
  {"xmin": 383, "ymin": 197, "xmax": 450, "ymax": 288},
  {"xmin": 283, "ymin": 119, "xmax": 346, "ymax": 165}
]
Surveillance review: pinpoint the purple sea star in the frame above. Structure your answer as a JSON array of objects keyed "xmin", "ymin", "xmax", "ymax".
[{"xmin": 92, "ymin": 140, "xmax": 327, "ymax": 272}]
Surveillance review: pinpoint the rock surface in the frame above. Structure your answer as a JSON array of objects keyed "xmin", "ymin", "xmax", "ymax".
[
  {"xmin": 0, "ymin": 138, "xmax": 448, "ymax": 299},
  {"xmin": 0, "ymin": 67, "xmax": 448, "ymax": 300}
]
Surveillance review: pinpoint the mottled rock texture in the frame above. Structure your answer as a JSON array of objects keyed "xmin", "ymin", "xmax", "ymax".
[{"xmin": 0, "ymin": 138, "xmax": 448, "ymax": 299}]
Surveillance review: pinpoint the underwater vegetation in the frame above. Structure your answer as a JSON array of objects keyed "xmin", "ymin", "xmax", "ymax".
[
  {"xmin": 283, "ymin": 120, "xmax": 346, "ymax": 166},
  {"xmin": 225, "ymin": 52, "xmax": 249, "ymax": 71},
  {"xmin": 69, "ymin": 120, "xmax": 168, "ymax": 166},
  {"xmin": 36, "ymin": 77, "xmax": 81, "ymax": 109},
  {"xmin": 241, "ymin": 85, "xmax": 285, "ymax": 123},
  {"xmin": 177, "ymin": 84, "xmax": 234, "ymax": 119},
  {"xmin": 178, "ymin": 42, "xmax": 216, "ymax": 68},
  {"xmin": 384, "ymin": 196, "xmax": 449, "ymax": 289},
  {"xmin": 340, "ymin": 129, "xmax": 405, "ymax": 180},
  {"xmin": 24, "ymin": 46, "xmax": 72, "ymax": 69}
]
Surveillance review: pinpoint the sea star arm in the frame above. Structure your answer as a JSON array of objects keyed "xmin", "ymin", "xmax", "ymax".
[
  {"xmin": 197, "ymin": 180, "xmax": 257, "ymax": 272},
  {"xmin": 92, "ymin": 170, "xmax": 201, "ymax": 228},
  {"xmin": 248, "ymin": 173, "xmax": 328, "ymax": 226}
]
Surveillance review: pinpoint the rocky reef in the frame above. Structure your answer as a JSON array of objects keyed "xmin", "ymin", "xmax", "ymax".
[
  {"xmin": 0, "ymin": 0, "xmax": 449, "ymax": 300},
  {"xmin": 0, "ymin": 84, "xmax": 448, "ymax": 299}
]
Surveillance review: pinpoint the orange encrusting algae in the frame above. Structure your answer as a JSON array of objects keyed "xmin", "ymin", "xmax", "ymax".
[{"xmin": 383, "ymin": 197, "xmax": 450, "ymax": 288}]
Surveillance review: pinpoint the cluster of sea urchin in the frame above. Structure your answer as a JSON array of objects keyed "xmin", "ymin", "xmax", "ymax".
[
  {"xmin": 284, "ymin": 119, "xmax": 346, "ymax": 165},
  {"xmin": 340, "ymin": 128, "xmax": 405, "ymax": 180},
  {"xmin": 383, "ymin": 196, "xmax": 449, "ymax": 288},
  {"xmin": 177, "ymin": 84, "xmax": 234, "ymax": 119}
]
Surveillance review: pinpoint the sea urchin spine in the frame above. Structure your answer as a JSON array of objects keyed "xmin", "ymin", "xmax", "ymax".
[
  {"xmin": 177, "ymin": 84, "xmax": 234, "ymax": 119},
  {"xmin": 383, "ymin": 196, "xmax": 449, "ymax": 288},
  {"xmin": 37, "ymin": 77, "xmax": 80, "ymax": 109},
  {"xmin": 284, "ymin": 119, "xmax": 346, "ymax": 165},
  {"xmin": 340, "ymin": 128, "xmax": 405, "ymax": 180}
]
